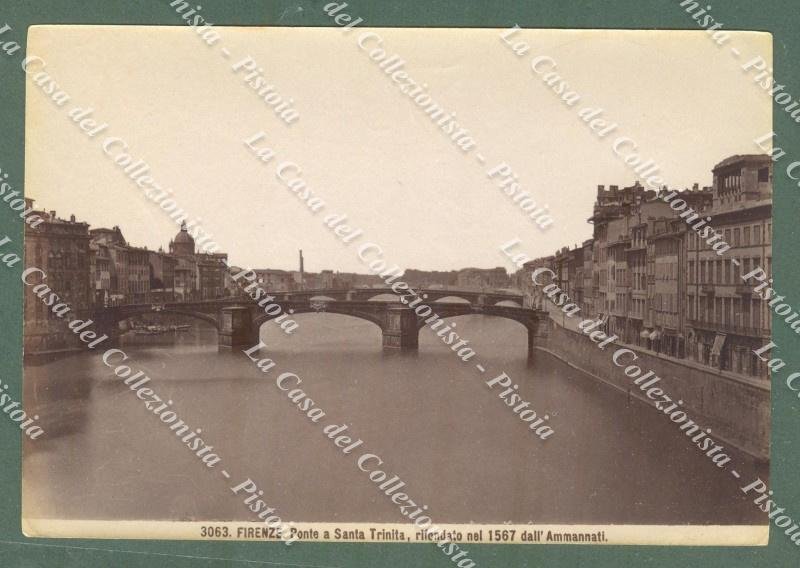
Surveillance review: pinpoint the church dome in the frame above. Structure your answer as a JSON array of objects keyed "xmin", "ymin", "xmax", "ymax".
[
  {"xmin": 174, "ymin": 225, "xmax": 194, "ymax": 244},
  {"xmin": 170, "ymin": 222, "xmax": 195, "ymax": 256}
]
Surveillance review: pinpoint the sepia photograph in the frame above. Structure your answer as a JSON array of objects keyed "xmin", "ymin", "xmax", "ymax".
[{"xmin": 15, "ymin": 23, "xmax": 775, "ymax": 550}]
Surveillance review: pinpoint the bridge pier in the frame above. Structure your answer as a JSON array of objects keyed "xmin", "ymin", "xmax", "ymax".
[
  {"xmin": 91, "ymin": 314, "xmax": 122, "ymax": 346},
  {"xmin": 527, "ymin": 319, "xmax": 550, "ymax": 362},
  {"xmin": 382, "ymin": 307, "xmax": 419, "ymax": 351},
  {"xmin": 219, "ymin": 306, "xmax": 258, "ymax": 351}
]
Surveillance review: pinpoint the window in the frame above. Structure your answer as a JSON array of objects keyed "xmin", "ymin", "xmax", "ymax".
[
  {"xmin": 734, "ymin": 228, "xmax": 741, "ymax": 247},
  {"xmin": 753, "ymin": 299, "xmax": 761, "ymax": 329},
  {"xmin": 743, "ymin": 298, "xmax": 751, "ymax": 329},
  {"xmin": 725, "ymin": 229, "xmax": 732, "ymax": 244},
  {"xmin": 744, "ymin": 226, "xmax": 751, "ymax": 246},
  {"xmin": 754, "ymin": 225, "xmax": 762, "ymax": 244},
  {"xmin": 758, "ymin": 167, "xmax": 770, "ymax": 182}
]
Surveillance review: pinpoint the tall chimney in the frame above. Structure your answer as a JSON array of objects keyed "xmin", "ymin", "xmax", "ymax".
[{"xmin": 299, "ymin": 249, "xmax": 305, "ymax": 290}]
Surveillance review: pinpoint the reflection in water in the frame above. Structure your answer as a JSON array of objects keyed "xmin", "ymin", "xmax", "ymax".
[{"xmin": 23, "ymin": 314, "xmax": 767, "ymax": 525}]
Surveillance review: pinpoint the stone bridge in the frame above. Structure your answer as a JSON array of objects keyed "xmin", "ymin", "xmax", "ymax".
[{"xmin": 92, "ymin": 288, "xmax": 549, "ymax": 358}]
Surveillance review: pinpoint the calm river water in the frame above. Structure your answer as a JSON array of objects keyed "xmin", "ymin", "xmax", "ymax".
[{"xmin": 23, "ymin": 314, "xmax": 767, "ymax": 524}]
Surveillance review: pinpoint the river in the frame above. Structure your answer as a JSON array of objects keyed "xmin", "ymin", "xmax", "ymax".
[{"xmin": 22, "ymin": 313, "xmax": 767, "ymax": 525}]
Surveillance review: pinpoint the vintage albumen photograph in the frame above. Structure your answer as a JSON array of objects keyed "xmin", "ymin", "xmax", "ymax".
[{"xmin": 18, "ymin": 24, "xmax": 773, "ymax": 548}]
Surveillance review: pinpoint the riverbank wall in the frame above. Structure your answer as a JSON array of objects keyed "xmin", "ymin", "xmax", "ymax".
[{"xmin": 537, "ymin": 321, "xmax": 770, "ymax": 461}]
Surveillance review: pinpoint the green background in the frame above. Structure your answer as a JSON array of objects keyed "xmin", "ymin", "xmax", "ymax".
[{"xmin": 0, "ymin": 0, "xmax": 797, "ymax": 566}]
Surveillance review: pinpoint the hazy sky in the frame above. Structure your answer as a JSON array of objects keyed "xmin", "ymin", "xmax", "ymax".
[{"xmin": 25, "ymin": 26, "xmax": 771, "ymax": 272}]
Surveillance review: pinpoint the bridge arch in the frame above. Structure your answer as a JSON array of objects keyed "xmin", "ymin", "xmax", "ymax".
[
  {"xmin": 111, "ymin": 308, "xmax": 220, "ymax": 330},
  {"xmin": 340, "ymin": 290, "xmax": 399, "ymax": 302},
  {"xmin": 253, "ymin": 306, "xmax": 386, "ymax": 332},
  {"xmin": 365, "ymin": 293, "xmax": 399, "ymax": 302},
  {"xmin": 431, "ymin": 295, "xmax": 472, "ymax": 304},
  {"xmin": 308, "ymin": 295, "xmax": 338, "ymax": 302},
  {"xmin": 494, "ymin": 300, "xmax": 523, "ymax": 308},
  {"xmin": 414, "ymin": 307, "xmax": 537, "ymax": 332},
  {"xmin": 414, "ymin": 307, "xmax": 542, "ymax": 360}
]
